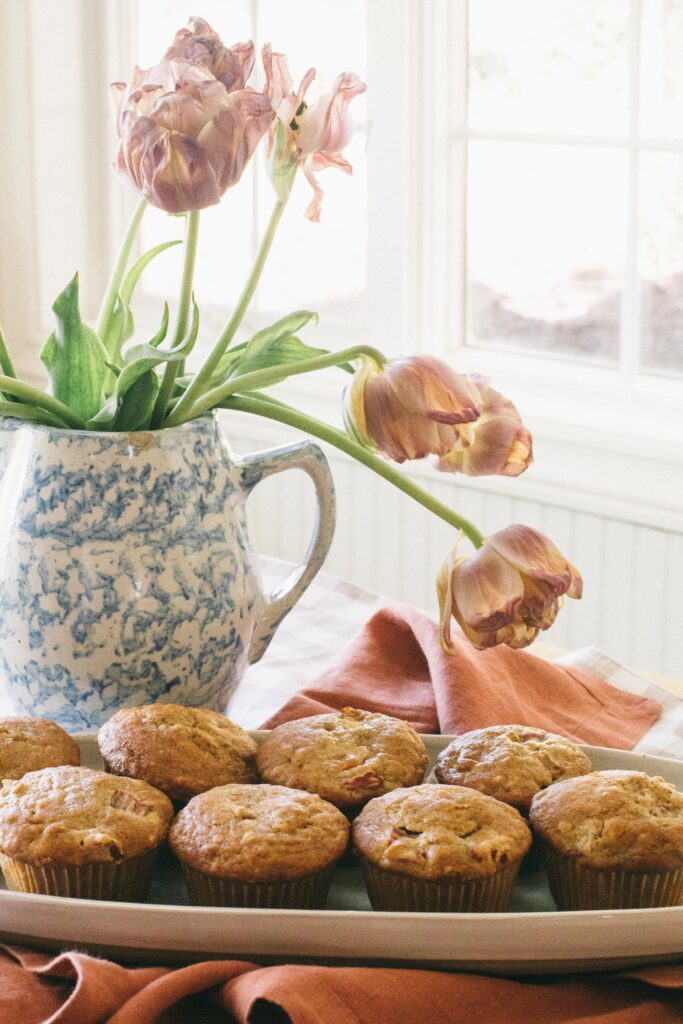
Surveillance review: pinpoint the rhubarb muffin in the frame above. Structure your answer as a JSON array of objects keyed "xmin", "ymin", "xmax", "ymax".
[
  {"xmin": 0, "ymin": 717, "xmax": 80, "ymax": 780},
  {"xmin": 529, "ymin": 770, "xmax": 683, "ymax": 910},
  {"xmin": 434, "ymin": 725, "xmax": 592, "ymax": 813},
  {"xmin": 353, "ymin": 783, "xmax": 531, "ymax": 912},
  {"xmin": 98, "ymin": 704, "xmax": 258, "ymax": 805},
  {"xmin": 0, "ymin": 765, "xmax": 173, "ymax": 900},
  {"xmin": 170, "ymin": 783, "xmax": 349, "ymax": 908},
  {"xmin": 256, "ymin": 708, "xmax": 429, "ymax": 813}
]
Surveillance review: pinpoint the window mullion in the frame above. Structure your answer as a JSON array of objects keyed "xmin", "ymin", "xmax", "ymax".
[{"xmin": 620, "ymin": 0, "xmax": 643, "ymax": 378}]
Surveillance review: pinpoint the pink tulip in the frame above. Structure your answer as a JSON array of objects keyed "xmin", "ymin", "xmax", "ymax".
[
  {"xmin": 112, "ymin": 21, "xmax": 273, "ymax": 212},
  {"xmin": 344, "ymin": 355, "xmax": 483, "ymax": 462},
  {"xmin": 262, "ymin": 44, "xmax": 366, "ymax": 221},
  {"xmin": 437, "ymin": 525, "xmax": 583, "ymax": 652},
  {"xmin": 437, "ymin": 375, "xmax": 533, "ymax": 478}
]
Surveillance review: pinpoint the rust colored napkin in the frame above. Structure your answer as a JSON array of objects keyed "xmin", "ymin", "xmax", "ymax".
[
  {"xmin": 1, "ymin": 944, "xmax": 682, "ymax": 1024},
  {"xmin": 262, "ymin": 604, "xmax": 661, "ymax": 748}
]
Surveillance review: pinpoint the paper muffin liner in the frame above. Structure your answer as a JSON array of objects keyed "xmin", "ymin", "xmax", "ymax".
[
  {"xmin": 181, "ymin": 863, "xmax": 335, "ymax": 908},
  {"xmin": 0, "ymin": 848, "xmax": 159, "ymax": 902},
  {"xmin": 360, "ymin": 859, "xmax": 520, "ymax": 912},
  {"xmin": 542, "ymin": 846, "xmax": 683, "ymax": 910}
]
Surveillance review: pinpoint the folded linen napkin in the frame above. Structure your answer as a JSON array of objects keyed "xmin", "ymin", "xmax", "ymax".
[{"xmin": 262, "ymin": 603, "xmax": 662, "ymax": 749}]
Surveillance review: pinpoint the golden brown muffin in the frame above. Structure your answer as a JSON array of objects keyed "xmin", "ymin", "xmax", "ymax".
[
  {"xmin": 0, "ymin": 717, "xmax": 80, "ymax": 780},
  {"xmin": 529, "ymin": 770, "xmax": 683, "ymax": 910},
  {"xmin": 353, "ymin": 783, "xmax": 531, "ymax": 912},
  {"xmin": 0, "ymin": 766, "xmax": 173, "ymax": 901},
  {"xmin": 170, "ymin": 783, "xmax": 349, "ymax": 907},
  {"xmin": 256, "ymin": 707, "xmax": 429, "ymax": 812},
  {"xmin": 98, "ymin": 704, "xmax": 258, "ymax": 804},
  {"xmin": 434, "ymin": 724, "xmax": 592, "ymax": 813}
]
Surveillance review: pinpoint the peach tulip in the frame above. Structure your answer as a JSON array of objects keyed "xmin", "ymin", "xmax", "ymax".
[
  {"xmin": 437, "ymin": 525, "xmax": 583, "ymax": 652},
  {"xmin": 344, "ymin": 355, "xmax": 483, "ymax": 462},
  {"xmin": 262, "ymin": 44, "xmax": 366, "ymax": 221}
]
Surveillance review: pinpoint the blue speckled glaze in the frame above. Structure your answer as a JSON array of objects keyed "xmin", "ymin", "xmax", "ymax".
[{"xmin": 0, "ymin": 412, "xmax": 335, "ymax": 731}]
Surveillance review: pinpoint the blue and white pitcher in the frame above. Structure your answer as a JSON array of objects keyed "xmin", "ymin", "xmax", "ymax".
[{"xmin": 0, "ymin": 413, "xmax": 335, "ymax": 731}]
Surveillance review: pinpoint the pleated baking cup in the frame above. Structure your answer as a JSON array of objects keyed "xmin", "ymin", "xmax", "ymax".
[
  {"xmin": 543, "ymin": 847, "xmax": 683, "ymax": 910},
  {"xmin": 361, "ymin": 859, "xmax": 520, "ymax": 912},
  {"xmin": 0, "ymin": 848, "xmax": 159, "ymax": 902},
  {"xmin": 181, "ymin": 863, "xmax": 335, "ymax": 908}
]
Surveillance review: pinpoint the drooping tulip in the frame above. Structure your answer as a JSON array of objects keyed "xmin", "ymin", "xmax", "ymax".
[
  {"xmin": 437, "ymin": 525, "xmax": 583, "ymax": 652},
  {"xmin": 344, "ymin": 355, "xmax": 483, "ymax": 462},
  {"xmin": 437, "ymin": 375, "xmax": 533, "ymax": 478},
  {"xmin": 111, "ymin": 21, "xmax": 273, "ymax": 212},
  {"xmin": 262, "ymin": 44, "xmax": 366, "ymax": 221}
]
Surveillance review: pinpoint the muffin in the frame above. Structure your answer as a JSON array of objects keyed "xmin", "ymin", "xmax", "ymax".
[
  {"xmin": 529, "ymin": 770, "xmax": 683, "ymax": 910},
  {"xmin": 98, "ymin": 704, "xmax": 258, "ymax": 805},
  {"xmin": 256, "ymin": 707, "xmax": 429, "ymax": 813},
  {"xmin": 169, "ymin": 783, "xmax": 349, "ymax": 908},
  {"xmin": 0, "ymin": 717, "xmax": 80, "ymax": 780},
  {"xmin": 0, "ymin": 766, "xmax": 173, "ymax": 901},
  {"xmin": 353, "ymin": 783, "xmax": 531, "ymax": 912},
  {"xmin": 434, "ymin": 725, "xmax": 592, "ymax": 813}
]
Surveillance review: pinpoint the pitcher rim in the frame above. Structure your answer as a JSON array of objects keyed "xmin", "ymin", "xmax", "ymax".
[{"xmin": 0, "ymin": 410, "xmax": 218, "ymax": 440}]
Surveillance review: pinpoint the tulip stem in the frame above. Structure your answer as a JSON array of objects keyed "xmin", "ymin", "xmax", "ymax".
[
  {"xmin": 94, "ymin": 197, "xmax": 147, "ymax": 344},
  {"xmin": 0, "ymin": 376, "xmax": 86, "ymax": 429},
  {"xmin": 167, "ymin": 195, "xmax": 289, "ymax": 425},
  {"xmin": 219, "ymin": 393, "xmax": 487, "ymax": 549},
  {"xmin": 166, "ymin": 343, "xmax": 386, "ymax": 426},
  {"xmin": 151, "ymin": 211, "xmax": 200, "ymax": 428}
]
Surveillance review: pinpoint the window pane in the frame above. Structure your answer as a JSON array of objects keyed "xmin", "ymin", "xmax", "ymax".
[
  {"xmin": 468, "ymin": 0, "xmax": 629, "ymax": 135},
  {"xmin": 467, "ymin": 141, "xmax": 626, "ymax": 362},
  {"xmin": 640, "ymin": 0, "xmax": 683, "ymax": 139},
  {"xmin": 639, "ymin": 153, "xmax": 683, "ymax": 373}
]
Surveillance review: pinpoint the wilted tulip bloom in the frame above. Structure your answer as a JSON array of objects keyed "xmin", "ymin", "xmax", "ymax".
[
  {"xmin": 112, "ymin": 20, "xmax": 273, "ymax": 212},
  {"xmin": 437, "ymin": 375, "xmax": 533, "ymax": 478},
  {"xmin": 344, "ymin": 355, "xmax": 483, "ymax": 462},
  {"xmin": 262, "ymin": 44, "xmax": 366, "ymax": 221},
  {"xmin": 437, "ymin": 525, "xmax": 583, "ymax": 652}
]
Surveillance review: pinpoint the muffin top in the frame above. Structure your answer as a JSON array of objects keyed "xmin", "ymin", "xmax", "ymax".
[
  {"xmin": 529, "ymin": 770, "xmax": 683, "ymax": 871},
  {"xmin": 169, "ymin": 783, "xmax": 349, "ymax": 882},
  {"xmin": 98, "ymin": 704, "xmax": 258, "ymax": 804},
  {"xmin": 256, "ymin": 707, "xmax": 429, "ymax": 810},
  {"xmin": 353, "ymin": 783, "xmax": 531, "ymax": 880},
  {"xmin": 0, "ymin": 717, "xmax": 80, "ymax": 780},
  {"xmin": 434, "ymin": 724, "xmax": 592, "ymax": 812},
  {"xmin": 0, "ymin": 766, "xmax": 173, "ymax": 866}
]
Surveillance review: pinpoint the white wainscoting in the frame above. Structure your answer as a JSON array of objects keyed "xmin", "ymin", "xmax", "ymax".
[{"xmin": 221, "ymin": 411, "xmax": 683, "ymax": 680}]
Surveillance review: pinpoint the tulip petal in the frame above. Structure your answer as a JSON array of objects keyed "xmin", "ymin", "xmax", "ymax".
[
  {"xmin": 438, "ymin": 415, "xmax": 533, "ymax": 477},
  {"xmin": 297, "ymin": 72, "xmax": 366, "ymax": 157},
  {"xmin": 488, "ymin": 524, "xmax": 583, "ymax": 599},
  {"xmin": 197, "ymin": 90, "xmax": 274, "ymax": 194},
  {"xmin": 452, "ymin": 544, "xmax": 525, "ymax": 631},
  {"xmin": 165, "ymin": 19, "xmax": 255, "ymax": 91},
  {"xmin": 126, "ymin": 119, "xmax": 221, "ymax": 212},
  {"xmin": 384, "ymin": 357, "xmax": 482, "ymax": 425}
]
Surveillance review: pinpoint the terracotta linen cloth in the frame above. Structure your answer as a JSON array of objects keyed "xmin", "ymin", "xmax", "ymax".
[
  {"xmin": 262, "ymin": 603, "xmax": 661, "ymax": 747},
  {"xmin": 2, "ymin": 945, "xmax": 682, "ymax": 1024}
]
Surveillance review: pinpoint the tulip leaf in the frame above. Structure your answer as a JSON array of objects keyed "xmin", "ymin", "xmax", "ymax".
[
  {"xmin": 231, "ymin": 335, "xmax": 330, "ymax": 385},
  {"xmin": 111, "ymin": 371, "xmax": 160, "ymax": 431},
  {"xmin": 230, "ymin": 311, "xmax": 319, "ymax": 373},
  {"xmin": 120, "ymin": 240, "xmax": 182, "ymax": 305},
  {"xmin": 40, "ymin": 274, "xmax": 107, "ymax": 421}
]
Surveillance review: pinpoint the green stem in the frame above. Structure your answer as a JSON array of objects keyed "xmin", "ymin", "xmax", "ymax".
[
  {"xmin": 150, "ymin": 211, "xmax": 200, "ymax": 428},
  {"xmin": 0, "ymin": 401, "xmax": 69, "ymax": 429},
  {"xmin": 167, "ymin": 195, "xmax": 289, "ymax": 424},
  {"xmin": 94, "ymin": 197, "xmax": 147, "ymax": 342},
  {"xmin": 0, "ymin": 321, "xmax": 17, "ymax": 402},
  {"xmin": 0, "ymin": 376, "xmax": 86, "ymax": 428},
  {"xmin": 220, "ymin": 394, "xmax": 486, "ymax": 549},
  {"xmin": 167, "ymin": 343, "xmax": 386, "ymax": 427}
]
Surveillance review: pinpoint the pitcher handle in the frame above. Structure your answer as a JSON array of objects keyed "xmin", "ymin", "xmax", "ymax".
[{"xmin": 239, "ymin": 440, "xmax": 336, "ymax": 664}]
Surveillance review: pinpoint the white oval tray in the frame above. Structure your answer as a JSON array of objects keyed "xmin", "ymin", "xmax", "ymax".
[{"xmin": 0, "ymin": 733, "xmax": 681, "ymax": 975}]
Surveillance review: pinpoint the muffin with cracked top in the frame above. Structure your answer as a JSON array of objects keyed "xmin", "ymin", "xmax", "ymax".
[
  {"xmin": 529, "ymin": 769, "xmax": 683, "ymax": 909},
  {"xmin": 0, "ymin": 765, "xmax": 173, "ymax": 900},
  {"xmin": 98, "ymin": 704, "xmax": 258, "ymax": 805},
  {"xmin": 170, "ymin": 783, "xmax": 349, "ymax": 907},
  {"xmin": 256, "ymin": 707, "xmax": 429, "ymax": 813},
  {"xmin": 0, "ymin": 717, "xmax": 80, "ymax": 780},
  {"xmin": 353, "ymin": 783, "xmax": 531, "ymax": 912}
]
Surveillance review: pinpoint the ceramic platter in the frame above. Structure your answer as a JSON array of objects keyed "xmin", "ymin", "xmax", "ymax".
[{"xmin": 0, "ymin": 733, "xmax": 681, "ymax": 975}]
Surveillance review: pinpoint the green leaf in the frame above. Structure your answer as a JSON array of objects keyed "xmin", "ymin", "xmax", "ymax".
[
  {"xmin": 112, "ymin": 371, "xmax": 160, "ymax": 431},
  {"xmin": 231, "ymin": 335, "xmax": 331, "ymax": 385},
  {"xmin": 120, "ymin": 240, "xmax": 182, "ymax": 305},
  {"xmin": 40, "ymin": 274, "xmax": 107, "ymax": 421},
  {"xmin": 101, "ymin": 294, "xmax": 134, "ymax": 367},
  {"xmin": 231, "ymin": 311, "xmax": 318, "ymax": 373}
]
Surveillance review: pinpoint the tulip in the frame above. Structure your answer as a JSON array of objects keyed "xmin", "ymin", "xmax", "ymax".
[
  {"xmin": 437, "ymin": 375, "xmax": 533, "ymax": 478},
  {"xmin": 111, "ymin": 21, "xmax": 273, "ymax": 212},
  {"xmin": 437, "ymin": 525, "xmax": 583, "ymax": 652},
  {"xmin": 262, "ymin": 44, "xmax": 366, "ymax": 221},
  {"xmin": 344, "ymin": 355, "xmax": 483, "ymax": 462}
]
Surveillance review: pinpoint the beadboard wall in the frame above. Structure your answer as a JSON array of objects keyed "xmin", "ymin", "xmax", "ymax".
[{"xmin": 220, "ymin": 412, "xmax": 683, "ymax": 680}]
